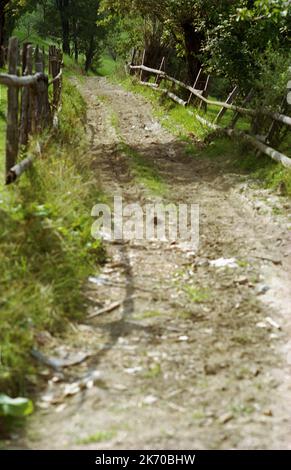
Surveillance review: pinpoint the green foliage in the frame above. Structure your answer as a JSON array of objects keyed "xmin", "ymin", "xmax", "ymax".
[
  {"xmin": 0, "ymin": 394, "xmax": 33, "ymax": 417},
  {"xmin": 0, "ymin": 77, "xmax": 105, "ymax": 395},
  {"xmin": 184, "ymin": 285, "xmax": 210, "ymax": 303},
  {"xmin": 118, "ymin": 142, "xmax": 168, "ymax": 196},
  {"xmin": 252, "ymin": 47, "xmax": 291, "ymax": 110},
  {"xmin": 120, "ymin": 75, "xmax": 291, "ymax": 197},
  {"xmin": 205, "ymin": 1, "xmax": 290, "ymax": 92},
  {"xmin": 76, "ymin": 430, "xmax": 116, "ymax": 445},
  {"xmin": 103, "ymin": 16, "xmax": 144, "ymax": 61}
]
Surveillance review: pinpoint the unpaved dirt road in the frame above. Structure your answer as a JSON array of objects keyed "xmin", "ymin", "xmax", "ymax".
[{"xmin": 12, "ymin": 77, "xmax": 291, "ymax": 450}]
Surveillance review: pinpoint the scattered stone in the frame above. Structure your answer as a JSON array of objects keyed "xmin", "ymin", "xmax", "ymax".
[
  {"xmin": 124, "ymin": 367, "xmax": 143, "ymax": 375},
  {"xmin": 55, "ymin": 403, "xmax": 67, "ymax": 414},
  {"xmin": 88, "ymin": 276, "xmax": 107, "ymax": 286},
  {"xmin": 250, "ymin": 366, "xmax": 261, "ymax": 377},
  {"xmin": 255, "ymin": 284, "xmax": 270, "ymax": 295},
  {"xmin": 256, "ymin": 321, "xmax": 268, "ymax": 329},
  {"xmin": 205, "ymin": 364, "xmax": 219, "ymax": 376},
  {"xmin": 63, "ymin": 383, "xmax": 81, "ymax": 397},
  {"xmin": 236, "ymin": 276, "xmax": 248, "ymax": 285},
  {"xmin": 143, "ymin": 395, "xmax": 158, "ymax": 406},
  {"xmin": 195, "ymin": 258, "xmax": 209, "ymax": 267},
  {"xmin": 179, "ymin": 336, "xmax": 189, "ymax": 342},
  {"xmin": 270, "ymin": 333, "xmax": 279, "ymax": 340},
  {"xmin": 265, "ymin": 317, "xmax": 281, "ymax": 330},
  {"xmin": 218, "ymin": 412, "xmax": 234, "ymax": 424},
  {"xmin": 210, "ymin": 258, "xmax": 238, "ymax": 269}
]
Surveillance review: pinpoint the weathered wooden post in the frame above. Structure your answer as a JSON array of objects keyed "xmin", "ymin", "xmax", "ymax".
[
  {"xmin": 129, "ymin": 47, "xmax": 136, "ymax": 75},
  {"xmin": 265, "ymin": 92, "xmax": 289, "ymax": 146},
  {"xmin": 5, "ymin": 36, "xmax": 19, "ymax": 178},
  {"xmin": 199, "ymin": 75, "xmax": 211, "ymax": 112},
  {"xmin": 35, "ymin": 46, "xmax": 51, "ymax": 131},
  {"xmin": 42, "ymin": 46, "xmax": 45, "ymax": 72},
  {"xmin": 188, "ymin": 68, "xmax": 202, "ymax": 106},
  {"xmin": 34, "ymin": 45, "xmax": 42, "ymax": 132},
  {"xmin": 140, "ymin": 49, "xmax": 145, "ymax": 82},
  {"xmin": 21, "ymin": 42, "xmax": 30, "ymax": 75},
  {"xmin": 230, "ymin": 90, "xmax": 254, "ymax": 128},
  {"xmin": 48, "ymin": 45, "xmax": 52, "ymax": 75},
  {"xmin": 214, "ymin": 86, "xmax": 239, "ymax": 124},
  {"xmin": 0, "ymin": 46, "xmax": 5, "ymax": 68},
  {"xmin": 155, "ymin": 57, "xmax": 165, "ymax": 86},
  {"xmin": 19, "ymin": 45, "xmax": 33, "ymax": 146},
  {"xmin": 50, "ymin": 46, "xmax": 59, "ymax": 108}
]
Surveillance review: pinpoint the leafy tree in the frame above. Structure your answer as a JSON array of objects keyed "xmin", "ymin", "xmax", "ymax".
[
  {"xmin": 55, "ymin": 0, "xmax": 70, "ymax": 53},
  {"xmin": 76, "ymin": 0, "xmax": 105, "ymax": 71},
  {"xmin": 0, "ymin": 1, "xmax": 38, "ymax": 66},
  {"xmin": 205, "ymin": 0, "xmax": 291, "ymax": 91},
  {"xmin": 0, "ymin": 1, "xmax": 10, "ymax": 66},
  {"xmin": 101, "ymin": 0, "xmax": 237, "ymax": 84}
]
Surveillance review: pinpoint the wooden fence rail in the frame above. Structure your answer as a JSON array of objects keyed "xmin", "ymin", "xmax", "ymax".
[
  {"xmin": 0, "ymin": 37, "xmax": 63, "ymax": 184},
  {"xmin": 129, "ymin": 57, "xmax": 291, "ymax": 169},
  {"xmin": 129, "ymin": 64, "xmax": 291, "ymax": 129}
]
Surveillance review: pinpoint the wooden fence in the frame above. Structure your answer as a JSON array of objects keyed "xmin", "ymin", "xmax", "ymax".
[
  {"xmin": 0, "ymin": 37, "xmax": 63, "ymax": 185},
  {"xmin": 129, "ymin": 53, "xmax": 291, "ymax": 169}
]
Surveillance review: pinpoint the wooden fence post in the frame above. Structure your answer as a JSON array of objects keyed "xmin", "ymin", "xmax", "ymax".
[
  {"xmin": 214, "ymin": 86, "xmax": 239, "ymax": 124},
  {"xmin": 199, "ymin": 75, "xmax": 211, "ymax": 112},
  {"xmin": 230, "ymin": 90, "xmax": 254, "ymax": 128},
  {"xmin": 34, "ymin": 45, "xmax": 42, "ymax": 132},
  {"xmin": 5, "ymin": 37, "xmax": 19, "ymax": 178},
  {"xmin": 42, "ymin": 46, "xmax": 45, "ymax": 72},
  {"xmin": 35, "ymin": 45, "xmax": 43, "ymax": 73},
  {"xmin": 140, "ymin": 49, "xmax": 145, "ymax": 82},
  {"xmin": 265, "ymin": 93, "xmax": 289, "ymax": 146},
  {"xmin": 129, "ymin": 47, "xmax": 136, "ymax": 75},
  {"xmin": 21, "ymin": 42, "xmax": 30, "ymax": 75},
  {"xmin": 155, "ymin": 57, "xmax": 165, "ymax": 86},
  {"xmin": 0, "ymin": 45, "xmax": 5, "ymax": 68},
  {"xmin": 35, "ymin": 46, "xmax": 51, "ymax": 131},
  {"xmin": 188, "ymin": 68, "xmax": 202, "ymax": 105},
  {"xmin": 19, "ymin": 45, "xmax": 33, "ymax": 146}
]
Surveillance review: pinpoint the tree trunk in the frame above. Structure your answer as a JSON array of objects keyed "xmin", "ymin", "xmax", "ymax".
[
  {"xmin": 182, "ymin": 22, "xmax": 206, "ymax": 87},
  {"xmin": 56, "ymin": 0, "xmax": 70, "ymax": 54},
  {"xmin": 0, "ymin": 1, "xmax": 9, "ymax": 68},
  {"xmin": 72, "ymin": 20, "xmax": 78, "ymax": 63},
  {"xmin": 85, "ymin": 35, "xmax": 95, "ymax": 72},
  {"xmin": 61, "ymin": 13, "xmax": 70, "ymax": 54}
]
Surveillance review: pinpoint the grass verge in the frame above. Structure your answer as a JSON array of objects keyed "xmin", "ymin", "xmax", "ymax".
[
  {"xmin": 0, "ymin": 76, "xmax": 105, "ymax": 400},
  {"xmin": 102, "ymin": 60, "xmax": 291, "ymax": 197}
]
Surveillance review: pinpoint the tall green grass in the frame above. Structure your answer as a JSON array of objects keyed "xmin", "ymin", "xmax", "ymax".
[
  {"xmin": 0, "ymin": 78, "xmax": 105, "ymax": 397},
  {"xmin": 112, "ymin": 73, "xmax": 291, "ymax": 197}
]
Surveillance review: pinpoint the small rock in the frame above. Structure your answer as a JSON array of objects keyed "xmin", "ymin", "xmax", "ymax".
[
  {"xmin": 63, "ymin": 383, "xmax": 81, "ymax": 397},
  {"xmin": 256, "ymin": 321, "xmax": 268, "ymax": 329},
  {"xmin": 255, "ymin": 284, "xmax": 270, "ymax": 295},
  {"xmin": 179, "ymin": 336, "xmax": 189, "ymax": 342},
  {"xmin": 210, "ymin": 258, "xmax": 238, "ymax": 269},
  {"xmin": 236, "ymin": 276, "xmax": 248, "ymax": 285},
  {"xmin": 143, "ymin": 395, "xmax": 158, "ymax": 406},
  {"xmin": 265, "ymin": 317, "xmax": 281, "ymax": 330},
  {"xmin": 88, "ymin": 276, "xmax": 107, "ymax": 286},
  {"xmin": 124, "ymin": 366, "xmax": 143, "ymax": 375},
  {"xmin": 55, "ymin": 403, "xmax": 67, "ymax": 413},
  {"xmin": 250, "ymin": 366, "xmax": 260, "ymax": 377},
  {"xmin": 205, "ymin": 364, "xmax": 219, "ymax": 375},
  {"xmin": 270, "ymin": 333, "xmax": 279, "ymax": 340},
  {"xmin": 195, "ymin": 258, "xmax": 209, "ymax": 267},
  {"xmin": 218, "ymin": 412, "xmax": 234, "ymax": 424}
]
